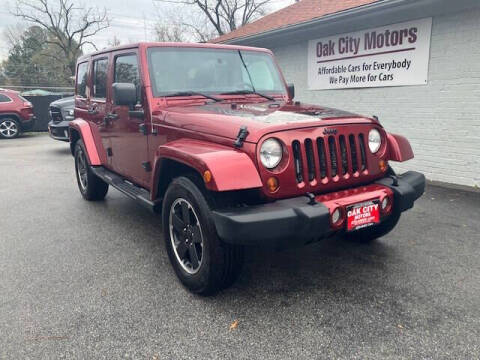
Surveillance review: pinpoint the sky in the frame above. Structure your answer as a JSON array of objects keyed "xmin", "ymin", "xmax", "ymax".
[{"xmin": 0, "ymin": 0, "xmax": 294, "ymax": 60}]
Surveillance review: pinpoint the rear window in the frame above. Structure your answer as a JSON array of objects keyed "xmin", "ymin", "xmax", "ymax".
[
  {"xmin": 76, "ymin": 62, "xmax": 89, "ymax": 97},
  {"xmin": 0, "ymin": 94, "xmax": 12, "ymax": 103}
]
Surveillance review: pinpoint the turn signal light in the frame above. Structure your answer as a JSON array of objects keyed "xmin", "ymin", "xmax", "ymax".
[
  {"xmin": 266, "ymin": 177, "xmax": 279, "ymax": 193},
  {"xmin": 379, "ymin": 159, "xmax": 388, "ymax": 172},
  {"xmin": 203, "ymin": 170, "xmax": 212, "ymax": 183}
]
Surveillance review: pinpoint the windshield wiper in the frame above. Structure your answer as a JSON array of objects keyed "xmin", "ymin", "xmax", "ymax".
[
  {"xmin": 234, "ymin": 50, "xmax": 277, "ymax": 102},
  {"xmin": 164, "ymin": 91, "xmax": 221, "ymax": 102},
  {"xmin": 220, "ymin": 90, "xmax": 276, "ymax": 101}
]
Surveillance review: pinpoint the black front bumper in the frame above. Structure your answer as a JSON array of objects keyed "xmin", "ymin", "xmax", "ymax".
[
  {"xmin": 213, "ymin": 171, "xmax": 425, "ymax": 247},
  {"xmin": 48, "ymin": 120, "xmax": 70, "ymax": 141},
  {"xmin": 375, "ymin": 171, "xmax": 425, "ymax": 212}
]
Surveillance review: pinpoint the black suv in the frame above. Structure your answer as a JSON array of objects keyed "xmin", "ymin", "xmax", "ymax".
[{"xmin": 48, "ymin": 96, "xmax": 74, "ymax": 141}]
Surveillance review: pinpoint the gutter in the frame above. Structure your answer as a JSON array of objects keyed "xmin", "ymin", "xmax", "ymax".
[{"xmin": 218, "ymin": 0, "xmax": 436, "ymax": 44}]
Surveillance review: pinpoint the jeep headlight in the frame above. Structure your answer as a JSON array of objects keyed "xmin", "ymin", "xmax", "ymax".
[
  {"xmin": 368, "ymin": 129, "xmax": 381, "ymax": 153},
  {"xmin": 260, "ymin": 138, "xmax": 283, "ymax": 169},
  {"xmin": 68, "ymin": 109, "xmax": 74, "ymax": 116}
]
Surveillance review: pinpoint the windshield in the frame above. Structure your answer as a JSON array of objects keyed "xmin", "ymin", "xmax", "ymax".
[{"xmin": 147, "ymin": 47, "xmax": 286, "ymax": 97}]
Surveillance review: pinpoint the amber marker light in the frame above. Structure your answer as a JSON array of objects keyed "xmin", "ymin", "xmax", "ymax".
[
  {"xmin": 266, "ymin": 177, "xmax": 279, "ymax": 193},
  {"xmin": 203, "ymin": 170, "xmax": 212, "ymax": 183},
  {"xmin": 379, "ymin": 159, "xmax": 388, "ymax": 172}
]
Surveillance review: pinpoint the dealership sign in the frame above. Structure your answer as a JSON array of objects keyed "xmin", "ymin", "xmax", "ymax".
[{"xmin": 307, "ymin": 18, "xmax": 432, "ymax": 89}]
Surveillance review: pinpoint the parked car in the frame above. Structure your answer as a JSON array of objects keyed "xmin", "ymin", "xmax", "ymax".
[
  {"xmin": 69, "ymin": 42, "xmax": 425, "ymax": 295},
  {"xmin": 48, "ymin": 96, "xmax": 74, "ymax": 141},
  {"xmin": 0, "ymin": 88, "xmax": 35, "ymax": 139}
]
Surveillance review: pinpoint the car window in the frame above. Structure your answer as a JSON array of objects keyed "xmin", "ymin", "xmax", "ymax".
[
  {"xmin": 93, "ymin": 58, "xmax": 108, "ymax": 99},
  {"xmin": 114, "ymin": 54, "xmax": 140, "ymax": 101},
  {"xmin": 114, "ymin": 54, "xmax": 139, "ymax": 84},
  {"xmin": 147, "ymin": 47, "xmax": 286, "ymax": 96},
  {"xmin": 0, "ymin": 94, "xmax": 12, "ymax": 103},
  {"xmin": 76, "ymin": 62, "xmax": 89, "ymax": 98},
  {"xmin": 241, "ymin": 52, "xmax": 280, "ymax": 91}
]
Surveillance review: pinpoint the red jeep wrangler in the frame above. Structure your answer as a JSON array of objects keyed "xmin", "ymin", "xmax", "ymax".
[{"xmin": 69, "ymin": 43, "xmax": 425, "ymax": 295}]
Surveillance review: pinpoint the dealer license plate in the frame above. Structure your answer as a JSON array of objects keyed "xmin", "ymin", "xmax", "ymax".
[{"xmin": 347, "ymin": 200, "xmax": 380, "ymax": 231}]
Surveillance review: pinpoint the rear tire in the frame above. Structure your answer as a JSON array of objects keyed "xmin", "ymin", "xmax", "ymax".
[
  {"xmin": 162, "ymin": 175, "xmax": 244, "ymax": 295},
  {"xmin": 74, "ymin": 140, "xmax": 109, "ymax": 201},
  {"xmin": 342, "ymin": 211, "xmax": 401, "ymax": 243},
  {"xmin": 0, "ymin": 118, "xmax": 20, "ymax": 139}
]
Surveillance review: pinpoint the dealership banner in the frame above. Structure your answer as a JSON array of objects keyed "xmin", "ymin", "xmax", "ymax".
[{"xmin": 307, "ymin": 18, "xmax": 432, "ymax": 90}]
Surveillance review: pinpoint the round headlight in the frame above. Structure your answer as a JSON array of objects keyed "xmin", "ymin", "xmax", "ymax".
[
  {"xmin": 260, "ymin": 138, "xmax": 283, "ymax": 169},
  {"xmin": 368, "ymin": 129, "xmax": 382, "ymax": 153},
  {"xmin": 68, "ymin": 109, "xmax": 74, "ymax": 116}
]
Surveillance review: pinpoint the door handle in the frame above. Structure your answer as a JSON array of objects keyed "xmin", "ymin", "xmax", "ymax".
[
  {"xmin": 139, "ymin": 123, "xmax": 148, "ymax": 135},
  {"xmin": 105, "ymin": 112, "xmax": 118, "ymax": 120},
  {"xmin": 103, "ymin": 113, "xmax": 118, "ymax": 126}
]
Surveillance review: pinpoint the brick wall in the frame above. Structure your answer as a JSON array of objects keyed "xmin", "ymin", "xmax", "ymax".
[{"xmin": 271, "ymin": 9, "xmax": 480, "ymax": 188}]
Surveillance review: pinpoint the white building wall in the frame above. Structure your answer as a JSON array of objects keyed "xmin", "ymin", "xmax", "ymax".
[{"xmin": 271, "ymin": 9, "xmax": 480, "ymax": 188}]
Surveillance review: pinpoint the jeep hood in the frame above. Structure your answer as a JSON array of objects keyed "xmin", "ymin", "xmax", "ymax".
[
  {"xmin": 162, "ymin": 101, "xmax": 377, "ymax": 143},
  {"xmin": 50, "ymin": 96, "xmax": 75, "ymax": 109}
]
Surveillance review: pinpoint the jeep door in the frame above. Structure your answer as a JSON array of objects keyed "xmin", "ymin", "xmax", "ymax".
[
  {"xmin": 108, "ymin": 50, "xmax": 149, "ymax": 187},
  {"xmin": 74, "ymin": 60, "xmax": 91, "ymax": 130},
  {"xmin": 89, "ymin": 55, "xmax": 112, "ymax": 161}
]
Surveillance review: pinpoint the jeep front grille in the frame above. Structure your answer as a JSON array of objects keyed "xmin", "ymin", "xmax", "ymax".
[
  {"xmin": 49, "ymin": 106, "xmax": 63, "ymax": 123},
  {"xmin": 292, "ymin": 133, "xmax": 368, "ymax": 184},
  {"xmin": 292, "ymin": 140, "xmax": 304, "ymax": 183}
]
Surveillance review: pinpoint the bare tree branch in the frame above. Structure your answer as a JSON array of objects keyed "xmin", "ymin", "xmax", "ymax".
[
  {"xmin": 38, "ymin": 51, "xmax": 66, "ymax": 64},
  {"xmin": 10, "ymin": 0, "xmax": 110, "ymax": 75},
  {"xmin": 155, "ymin": 0, "xmax": 274, "ymax": 40},
  {"xmin": 180, "ymin": 22, "xmax": 212, "ymax": 42}
]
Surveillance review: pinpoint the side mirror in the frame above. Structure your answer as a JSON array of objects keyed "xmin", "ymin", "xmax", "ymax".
[
  {"xmin": 287, "ymin": 83, "xmax": 295, "ymax": 100},
  {"xmin": 112, "ymin": 83, "xmax": 136, "ymax": 107}
]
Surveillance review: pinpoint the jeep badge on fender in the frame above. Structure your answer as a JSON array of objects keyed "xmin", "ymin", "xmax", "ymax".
[{"xmin": 68, "ymin": 42, "xmax": 425, "ymax": 295}]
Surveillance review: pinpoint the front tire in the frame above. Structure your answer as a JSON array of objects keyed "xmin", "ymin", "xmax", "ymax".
[
  {"xmin": 342, "ymin": 210, "xmax": 401, "ymax": 243},
  {"xmin": 0, "ymin": 118, "xmax": 20, "ymax": 139},
  {"xmin": 74, "ymin": 140, "xmax": 109, "ymax": 201},
  {"xmin": 162, "ymin": 176, "xmax": 244, "ymax": 295}
]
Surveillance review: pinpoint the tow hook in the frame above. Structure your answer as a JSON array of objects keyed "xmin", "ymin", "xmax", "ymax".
[
  {"xmin": 388, "ymin": 174, "xmax": 399, "ymax": 186},
  {"xmin": 387, "ymin": 167, "xmax": 399, "ymax": 186},
  {"xmin": 305, "ymin": 192, "xmax": 316, "ymax": 205}
]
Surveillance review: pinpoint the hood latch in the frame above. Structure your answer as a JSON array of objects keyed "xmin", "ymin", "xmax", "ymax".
[{"xmin": 234, "ymin": 125, "xmax": 249, "ymax": 148}]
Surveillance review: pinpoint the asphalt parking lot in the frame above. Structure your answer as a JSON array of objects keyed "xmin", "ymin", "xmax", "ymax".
[{"xmin": 1, "ymin": 133, "xmax": 479, "ymax": 359}]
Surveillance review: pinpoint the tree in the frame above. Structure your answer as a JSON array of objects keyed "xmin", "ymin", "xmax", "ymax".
[
  {"xmin": 2, "ymin": 26, "xmax": 48, "ymax": 86},
  {"xmin": 11, "ymin": 0, "xmax": 110, "ymax": 75},
  {"xmin": 1, "ymin": 25, "xmax": 73, "ymax": 87},
  {"xmin": 3, "ymin": 23, "xmax": 27, "ymax": 50},
  {"xmin": 0, "ymin": 71, "xmax": 6, "ymax": 86},
  {"xmin": 154, "ymin": 23, "xmax": 186, "ymax": 42},
  {"xmin": 155, "ymin": 0, "xmax": 274, "ymax": 39},
  {"xmin": 107, "ymin": 35, "xmax": 121, "ymax": 47}
]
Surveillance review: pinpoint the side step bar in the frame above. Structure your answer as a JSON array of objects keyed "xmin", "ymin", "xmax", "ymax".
[{"xmin": 91, "ymin": 166, "xmax": 161, "ymax": 212}]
